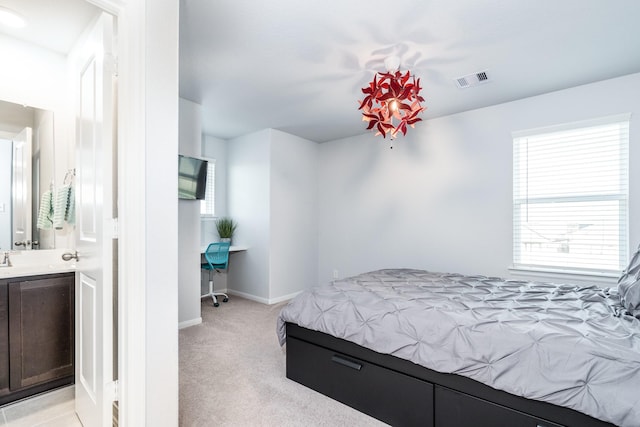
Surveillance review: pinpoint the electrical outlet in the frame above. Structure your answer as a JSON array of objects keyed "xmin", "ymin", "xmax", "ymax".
[{"xmin": 333, "ymin": 269, "xmax": 339, "ymax": 279}]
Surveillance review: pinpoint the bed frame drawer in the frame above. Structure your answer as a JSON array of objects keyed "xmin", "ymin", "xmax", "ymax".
[
  {"xmin": 285, "ymin": 323, "xmax": 614, "ymax": 427},
  {"xmin": 286, "ymin": 336, "xmax": 434, "ymax": 427},
  {"xmin": 435, "ymin": 386, "xmax": 563, "ymax": 427}
]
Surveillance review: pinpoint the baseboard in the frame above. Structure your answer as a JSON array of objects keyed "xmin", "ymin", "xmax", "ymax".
[
  {"xmin": 227, "ymin": 289, "xmax": 269, "ymax": 304},
  {"xmin": 178, "ymin": 317, "xmax": 202, "ymax": 329},
  {"xmin": 227, "ymin": 289, "xmax": 303, "ymax": 305},
  {"xmin": 268, "ymin": 290, "xmax": 303, "ymax": 304}
]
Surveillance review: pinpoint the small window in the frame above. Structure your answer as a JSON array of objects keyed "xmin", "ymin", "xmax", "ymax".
[
  {"xmin": 200, "ymin": 159, "xmax": 215, "ymax": 216},
  {"xmin": 512, "ymin": 114, "xmax": 630, "ymax": 275}
]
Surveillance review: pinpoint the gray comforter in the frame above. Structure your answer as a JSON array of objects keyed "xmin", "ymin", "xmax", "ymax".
[{"xmin": 277, "ymin": 269, "xmax": 640, "ymax": 427}]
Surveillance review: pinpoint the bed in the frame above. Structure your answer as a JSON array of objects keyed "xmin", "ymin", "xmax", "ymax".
[{"xmin": 277, "ymin": 268, "xmax": 640, "ymax": 427}]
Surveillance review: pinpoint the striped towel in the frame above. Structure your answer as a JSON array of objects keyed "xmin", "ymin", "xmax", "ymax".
[
  {"xmin": 36, "ymin": 190, "xmax": 54, "ymax": 229},
  {"xmin": 66, "ymin": 185, "xmax": 75, "ymax": 226},
  {"xmin": 53, "ymin": 185, "xmax": 71, "ymax": 230}
]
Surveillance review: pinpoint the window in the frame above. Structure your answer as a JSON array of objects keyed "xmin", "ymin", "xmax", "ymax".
[
  {"xmin": 200, "ymin": 159, "xmax": 216, "ymax": 216},
  {"xmin": 512, "ymin": 114, "xmax": 630, "ymax": 275}
]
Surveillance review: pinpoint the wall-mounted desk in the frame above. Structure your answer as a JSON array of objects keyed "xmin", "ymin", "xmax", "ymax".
[
  {"xmin": 199, "ymin": 245, "xmax": 248, "ymax": 300},
  {"xmin": 200, "ymin": 245, "xmax": 248, "ymax": 254}
]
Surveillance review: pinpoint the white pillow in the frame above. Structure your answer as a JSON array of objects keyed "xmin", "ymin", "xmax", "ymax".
[{"xmin": 618, "ymin": 245, "xmax": 640, "ymax": 313}]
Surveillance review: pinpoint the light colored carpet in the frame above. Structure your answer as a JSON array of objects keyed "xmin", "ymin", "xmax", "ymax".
[{"xmin": 179, "ymin": 296, "xmax": 387, "ymax": 426}]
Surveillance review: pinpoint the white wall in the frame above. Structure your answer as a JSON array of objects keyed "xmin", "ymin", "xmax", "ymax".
[
  {"xmin": 140, "ymin": 1, "xmax": 180, "ymax": 424},
  {"xmin": 227, "ymin": 129, "xmax": 271, "ymax": 300},
  {"xmin": 318, "ymin": 72, "xmax": 640, "ymax": 287},
  {"xmin": 225, "ymin": 128, "xmax": 319, "ymax": 302},
  {"xmin": 178, "ymin": 98, "xmax": 203, "ymax": 327},
  {"xmin": 270, "ymin": 129, "xmax": 319, "ymax": 297},
  {"xmin": 0, "ymin": 34, "xmax": 66, "ymax": 112}
]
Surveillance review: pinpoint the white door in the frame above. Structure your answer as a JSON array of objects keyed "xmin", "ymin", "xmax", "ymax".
[
  {"xmin": 11, "ymin": 127, "xmax": 32, "ymax": 250},
  {"xmin": 73, "ymin": 12, "xmax": 116, "ymax": 427}
]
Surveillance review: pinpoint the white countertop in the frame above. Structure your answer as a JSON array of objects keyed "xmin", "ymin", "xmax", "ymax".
[
  {"xmin": 0, "ymin": 263, "xmax": 76, "ymax": 279},
  {"xmin": 0, "ymin": 249, "xmax": 76, "ymax": 279}
]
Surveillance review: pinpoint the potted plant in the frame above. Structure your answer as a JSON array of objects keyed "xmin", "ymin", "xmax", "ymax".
[{"xmin": 215, "ymin": 217, "xmax": 237, "ymax": 244}]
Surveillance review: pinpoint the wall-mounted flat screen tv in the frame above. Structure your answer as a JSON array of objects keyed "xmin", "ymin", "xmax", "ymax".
[{"xmin": 178, "ymin": 155, "xmax": 208, "ymax": 200}]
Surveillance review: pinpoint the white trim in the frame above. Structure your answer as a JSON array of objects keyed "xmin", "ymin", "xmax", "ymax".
[
  {"xmin": 512, "ymin": 115, "xmax": 630, "ymax": 274},
  {"xmin": 511, "ymin": 112, "xmax": 632, "ymax": 138},
  {"xmin": 178, "ymin": 317, "xmax": 202, "ymax": 330},
  {"xmin": 86, "ymin": 0, "xmax": 125, "ymax": 15},
  {"xmin": 268, "ymin": 290, "xmax": 303, "ymax": 304},
  {"xmin": 508, "ymin": 266, "xmax": 619, "ymax": 286},
  {"xmin": 227, "ymin": 289, "xmax": 303, "ymax": 305},
  {"xmin": 226, "ymin": 289, "xmax": 269, "ymax": 304},
  {"xmin": 78, "ymin": 2, "xmax": 146, "ymax": 427},
  {"xmin": 109, "ymin": 0, "xmax": 148, "ymax": 426},
  {"xmin": 199, "ymin": 156, "xmax": 216, "ymax": 217}
]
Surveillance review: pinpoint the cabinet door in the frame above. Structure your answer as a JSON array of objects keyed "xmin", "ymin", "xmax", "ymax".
[
  {"xmin": 8, "ymin": 274, "xmax": 74, "ymax": 391},
  {"xmin": 0, "ymin": 282, "xmax": 8, "ymax": 396}
]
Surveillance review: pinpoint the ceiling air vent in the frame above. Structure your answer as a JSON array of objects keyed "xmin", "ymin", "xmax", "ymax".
[{"xmin": 454, "ymin": 70, "xmax": 491, "ymax": 89}]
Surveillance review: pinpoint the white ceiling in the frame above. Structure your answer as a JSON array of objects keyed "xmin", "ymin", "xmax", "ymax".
[
  {"xmin": 3, "ymin": 1, "xmax": 640, "ymax": 143},
  {"xmin": 0, "ymin": 0, "xmax": 98, "ymax": 54},
  {"xmin": 179, "ymin": 0, "xmax": 640, "ymax": 142}
]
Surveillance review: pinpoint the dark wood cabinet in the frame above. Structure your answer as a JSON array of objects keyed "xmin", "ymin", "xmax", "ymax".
[
  {"xmin": 0, "ymin": 272, "xmax": 74, "ymax": 406},
  {"xmin": 0, "ymin": 282, "xmax": 8, "ymax": 397}
]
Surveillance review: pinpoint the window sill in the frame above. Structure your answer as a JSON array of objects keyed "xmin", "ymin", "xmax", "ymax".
[{"xmin": 508, "ymin": 265, "xmax": 619, "ymax": 286}]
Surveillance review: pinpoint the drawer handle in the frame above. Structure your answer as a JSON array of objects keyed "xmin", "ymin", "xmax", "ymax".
[{"xmin": 331, "ymin": 355, "xmax": 362, "ymax": 371}]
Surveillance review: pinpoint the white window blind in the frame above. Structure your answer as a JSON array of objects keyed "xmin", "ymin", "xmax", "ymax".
[
  {"xmin": 200, "ymin": 160, "xmax": 216, "ymax": 216},
  {"xmin": 512, "ymin": 114, "xmax": 630, "ymax": 274}
]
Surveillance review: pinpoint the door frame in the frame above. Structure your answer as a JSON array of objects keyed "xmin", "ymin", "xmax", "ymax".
[
  {"xmin": 85, "ymin": 0, "xmax": 180, "ymax": 425},
  {"xmin": 86, "ymin": 0, "xmax": 146, "ymax": 425}
]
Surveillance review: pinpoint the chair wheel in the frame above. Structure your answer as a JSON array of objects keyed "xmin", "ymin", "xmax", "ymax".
[
  {"xmin": 223, "ymin": 297, "xmax": 229, "ymax": 303},
  {"xmin": 214, "ymin": 302, "xmax": 220, "ymax": 307}
]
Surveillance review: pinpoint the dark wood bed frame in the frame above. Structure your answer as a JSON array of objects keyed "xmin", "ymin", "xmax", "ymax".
[{"xmin": 286, "ymin": 323, "xmax": 615, "ymax": 427}]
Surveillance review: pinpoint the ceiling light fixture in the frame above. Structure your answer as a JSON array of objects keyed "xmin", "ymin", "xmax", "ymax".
[
  {"xmin": 0, "ymin": 6, "xmax": 25, "ymax": 28},
  {"xmin": 358, "ymin": 56, "xmax": 426, "ymax": 139}
]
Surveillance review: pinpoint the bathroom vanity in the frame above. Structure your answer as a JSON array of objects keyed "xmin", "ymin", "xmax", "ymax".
[{"xmin": 0, "ymin": 271, "xmax": 74, "ymax": 406}]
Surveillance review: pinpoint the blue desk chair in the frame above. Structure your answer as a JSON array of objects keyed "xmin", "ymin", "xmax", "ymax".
[{"xmin": 201, "ymin": 242, "xmax": 231, "ymax": 307}]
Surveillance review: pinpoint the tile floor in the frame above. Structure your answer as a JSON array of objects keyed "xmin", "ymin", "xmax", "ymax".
[{"xmin": 0, "ymin": 386, "xmax": 81, "ymax": 427}]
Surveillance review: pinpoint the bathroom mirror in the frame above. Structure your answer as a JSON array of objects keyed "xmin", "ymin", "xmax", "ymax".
[
  {"xmin": 0, "ymin": 0, "xmax": 100, "ymax": 253},
  {"xmin": 0, "ymin": 99, "xmax": 56, "ymax": 251}
]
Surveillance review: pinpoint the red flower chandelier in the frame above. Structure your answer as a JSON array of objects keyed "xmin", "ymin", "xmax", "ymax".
[{"xmin": 358, "ymin": 56, "xmax": 426, "ymax": 139}]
